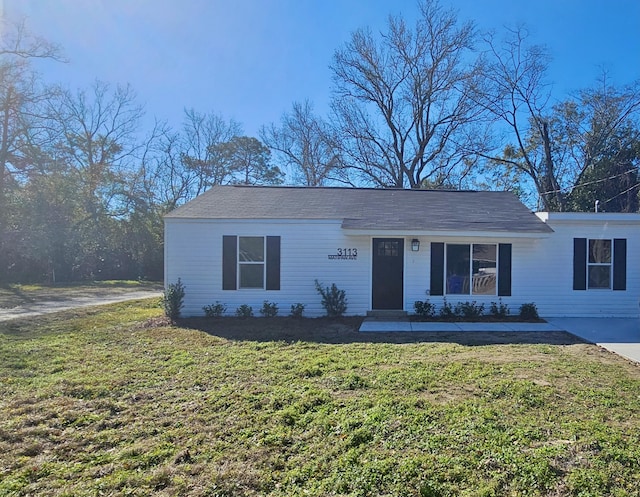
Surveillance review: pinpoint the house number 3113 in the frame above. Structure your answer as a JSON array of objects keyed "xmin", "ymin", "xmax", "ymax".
[
  {"xmin": 337, "ymin": 248, "xmax": 357, "ymax": 257},
  {"xmin": 328, "ymin": 248, "xmax": 358, "ymax": 260}
]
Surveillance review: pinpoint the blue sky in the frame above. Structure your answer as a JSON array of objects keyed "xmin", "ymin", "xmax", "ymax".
[{"xmin": 4, "ymin": 0, "xmax": 640, "ymax": 137}]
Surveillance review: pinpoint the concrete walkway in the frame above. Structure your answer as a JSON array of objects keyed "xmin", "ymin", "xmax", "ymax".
[
  {"xmin": 360, "ymin": 317, "xmax": 640, "ymax": 364},
  {"xmin": 0, "ymin": 291, "xmax": 162, "ymax": 322},
  {"xmin": 360, "ymin": 320, "xmax": 563, "ymax": 333},
  {"xmin": 548, "ymin": 317, "xmax": 640, "ymax": 364}
]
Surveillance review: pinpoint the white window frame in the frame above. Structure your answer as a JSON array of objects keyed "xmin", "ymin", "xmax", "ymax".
[
  {"xmin": 238, "ymin": 236, "xmax": 266, "ymax": 289},
  {"xmin": 587, "ymin": 238, "xmax": 612, "ymax": 290},
  {"xmin": 445, "ymin": 243, "xmax": 498, "ymax": 296}
]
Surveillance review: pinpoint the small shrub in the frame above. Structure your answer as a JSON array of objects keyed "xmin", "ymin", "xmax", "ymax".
[
  {"xmin": 162, "ymin": 278, "xmax": 185, "ymax": 321},
  {"xmin": 439, "ymin": 297, "xmax": 455, "ymax": 319},
  {"xmin": 203, "ymin": 301, "xmax": 226, "ymax": 317},
  {"xmin": 290, "ymin": 303, "xmax": 305, "ymax": 318},
  {"xmin": 260, "ymin": 300, "xmax": 278, "ymax": 317},
  {"xmin": 235, "ymin": 304, "xmax": 254, "ymax": 318},
  {"xmin": 490, "ymin": 298, "xmax": 510, "ymax": 318},
  {"xmin": 454, "ymin": 301, "xmax": 485, "ymax": 319},
  {"xmin": 414, "ymin": 300, "xmax": 435, "ymax": 318},
  {"xmin": 519, "ymin": 302, "xmax": 539, "ymax": 320},
  {"xmin": 314, "ymin": 280, "xmax": 347, "ymax": 317}
]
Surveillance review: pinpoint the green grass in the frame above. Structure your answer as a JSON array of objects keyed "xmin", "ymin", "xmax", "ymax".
[{"xmin": 1, "ymin": 301, "xmax": 639, "ymax": 496}]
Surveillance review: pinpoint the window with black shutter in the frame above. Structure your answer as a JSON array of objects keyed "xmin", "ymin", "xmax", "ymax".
[
  {"xmin": 222, "ymin": 235, "xmax": 281, "ymax": 290},
  {"xmin": 430, "ymin": 242, "xmax": 511, "ymax": 297},
  {"xmin": 573, "ymin": 238, "xmax": 626, "ymax": 291}
]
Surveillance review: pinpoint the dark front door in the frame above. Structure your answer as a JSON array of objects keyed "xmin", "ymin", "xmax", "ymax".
[{"xmin": 372, "ymin": 238, "xmax": 404, "ymax": 310}]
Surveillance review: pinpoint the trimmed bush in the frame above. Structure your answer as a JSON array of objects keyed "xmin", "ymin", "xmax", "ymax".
[
  {"xmin": 414, "ymin": 300, "xmax": 435, "ymax": 318},
  {"xmin": 203, "ymin": 301, "xmax": 226, "ymax": 317},
  {"xmin": 260, "ymin": 300, "xmax": 279, "ymax": 317},
  {"xmin": 454, "ymin": 301, "xmax": 485, "ymax": 319},
  {"xmin": 314, "ymin": 280, "xmax": 348, "ymax": 317},
  {"xmin": 439, "ymin": 298, "xmax": 455, "ymax": 319},
  {"xmin": 519, "ymin": 302, "xmax": 539, "ymax": 320},
  {"xmin": 290, "ymin": 303, "xmax": 305, "ymax": 318},
  {"xmin": 490, "ymin": 298, "xmax": 510, "ymax": 318},
  {"xmin": 235, "ymin": 304, "xmax": 254, "ymax": 318},
  {"xmin": 162, "ymin": 278, "xmax": 185, "ymax": 321}
]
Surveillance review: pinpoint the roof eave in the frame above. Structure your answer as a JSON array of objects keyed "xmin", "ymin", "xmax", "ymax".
[{"xmin": 341, "ymin": 228, "xmax": 553, "ymax": 238}]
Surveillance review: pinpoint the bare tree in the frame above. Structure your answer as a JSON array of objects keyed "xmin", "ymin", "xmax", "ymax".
[
  {"xmin": 478, "ymin": 27, "xmax": 640, "ymax": 211},
  {"xmin": 261, "ymin": 100, "xmax": 348, "ymax": 186},
  {"xmin": 0, "ymin": 19, "xmax": 64, "ymax": 59},
  {"xmin": 0, "ymin": 19, "xmax": 64, "ymax": 205},
  {"xmin": 138, "ymin": 122, "xmax": 193, "ymax": 211},
  {"xmin": 138, "ymin": 109, "xmax": 242, "ymax": 210},
  {"xmin": 330, "ymin": 0, "xmax": 482, "ymax": 188},
  {"xmin": 0, "ymin": 20, "xmax": 64, "ymax": 281},
  {"xmin": 474, "ymin": 26, "xmax": 566, "ymax": 210},
  {"xmin": 180, "ymin": 108, "xmax": 242, "ymax": 196},
  {"xmin": 46, "ymin": 81, "xmax": 144, "ymax": 218}
]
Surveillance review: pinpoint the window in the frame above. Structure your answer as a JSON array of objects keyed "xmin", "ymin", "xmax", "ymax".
[
  {"xmin": 377, "ymin": 240, "xmax": 399, "ymax": 257},
  {"xmin": 573, "ymin": 238, "xmax": 626, "ymax": 291},
  {"xmin": 238, "ymin": 236, "xmax": 265, "ymax": 288},
  {"xmin": 222, "ymin": 235, "xmax": 281, "ymax": 291},
  {"xmin": 588, "ymin": 239, "xmax": 612, "ymax": 289},
  {"xmin": 431, "ymin": 242, "xmax": 510, "ymax": 297},
  {"xmin": 446, "ymin": 243, "xmax": 497, "ymax": 295}
]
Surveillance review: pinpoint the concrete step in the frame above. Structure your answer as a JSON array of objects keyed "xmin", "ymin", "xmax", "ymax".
[{"xmin": 366, "ymin": 310, "xmax": 408, "ymax": 318}]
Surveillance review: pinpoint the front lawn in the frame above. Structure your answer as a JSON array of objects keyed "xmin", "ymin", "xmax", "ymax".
[{"xmin": 1, "ymin": 300, "xmax": 639, "ymax": 496}]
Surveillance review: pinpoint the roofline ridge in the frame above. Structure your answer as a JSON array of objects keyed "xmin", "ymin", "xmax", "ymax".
[{"xmin": 214, "ymin": 184, "xmax": 505, "ymax": 193}]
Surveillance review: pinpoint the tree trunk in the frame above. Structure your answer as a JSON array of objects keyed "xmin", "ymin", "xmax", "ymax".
[{"xmin": 541, "ymin": 121, "xmax": 565, "ymax": 211}]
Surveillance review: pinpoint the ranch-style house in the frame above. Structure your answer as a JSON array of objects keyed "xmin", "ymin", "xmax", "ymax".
[{"xmin": 164, "ymin": 185, "xmax": 640, "ymax": 318}]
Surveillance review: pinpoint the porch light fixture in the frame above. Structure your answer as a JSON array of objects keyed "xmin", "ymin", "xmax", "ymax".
[{"xmin": 411, "ymin": 239, "xmax": 420, "ymax": 251}]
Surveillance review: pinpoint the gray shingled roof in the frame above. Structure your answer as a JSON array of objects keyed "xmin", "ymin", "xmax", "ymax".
[{"xmin": 165, "ymin": 185, "xmax": 553, "ymax": 233}]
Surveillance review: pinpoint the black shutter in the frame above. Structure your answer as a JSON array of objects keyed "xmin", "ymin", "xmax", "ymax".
[
  {"xmin": 222, "ymin": 235, "xmax": 237, "ymax": 290},
  {"xmin": 497, "ymin": 243, "xmax": 512, "ymax": 296},
  {"xmin": 573, "ymin": 238, "xmax": 587, "ymax": 291},
  {"xmin": 430, "ymin": 242, "xmax": 444, "ymax": 296},
  {"xmin": 613, "ymin": 238, "xmax": 627, "ymax": 291},
  {"xmin": 266, "ymin": 236, "xmax": 281, "ymax": 290}
]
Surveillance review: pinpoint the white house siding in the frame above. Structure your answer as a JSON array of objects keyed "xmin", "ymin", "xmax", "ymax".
[
  {"xmin": 525, "ymin": 214, "xmax": 640, "ymax": 317},
  {"xmin": 403, "ymin": 236, "xmax": 544, "ymax": 315},
  {"xmin": 404, "ymin": 236, "xmax": 430, "ymax": 310},
  {"xmin": 165, "ymin": 214, "xmax": 640, "ymax": 318},
  {"xmin": 166, "ymin": 220, "xmax": 545, "ymax": 317},
  {"xmin": 165, "ymin": 218, "xmax": 372, "ymax": 317},
  {"xmin": 411, "ymin": 220, "xmax": 640, "ymax": 318}
]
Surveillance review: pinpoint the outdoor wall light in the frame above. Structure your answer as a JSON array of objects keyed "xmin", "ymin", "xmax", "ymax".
[{"xmin": 411, "ymin": 239, "xmax": 420, "ymax": 251}]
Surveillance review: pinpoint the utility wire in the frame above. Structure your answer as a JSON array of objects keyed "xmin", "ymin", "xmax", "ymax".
[
  {"xmin": 536, "ymin": 167, "xmax": 639, "ymax": 197},
  {"xmin": 603, "ymin": 182, "xmax": 640, "ymax": 206}
]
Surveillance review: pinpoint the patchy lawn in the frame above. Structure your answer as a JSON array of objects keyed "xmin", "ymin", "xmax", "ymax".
[
  {"xmin": 0, "ymin": 281, "xmax": 163, "ymax": 309},
  {"xmin": 1, "ymin": 300, "xmax": 639, "ymax": 497}
]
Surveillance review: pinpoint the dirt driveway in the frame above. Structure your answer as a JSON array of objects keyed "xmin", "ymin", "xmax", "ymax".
[{"xmin": 0, "ymin": 282, "xmax": 162, "ymax": 322}]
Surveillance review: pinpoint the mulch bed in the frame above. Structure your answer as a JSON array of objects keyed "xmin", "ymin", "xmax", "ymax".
[{"xmin": 143, "ymin": 315, "xmax": 586, "ymax": 346}]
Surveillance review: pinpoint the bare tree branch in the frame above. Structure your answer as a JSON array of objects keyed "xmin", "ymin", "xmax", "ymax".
[{"xmin": 330, "ymin": 0, "xmax": 481, "ymax": 188}]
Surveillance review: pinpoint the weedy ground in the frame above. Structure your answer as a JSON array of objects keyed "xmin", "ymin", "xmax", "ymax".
[{"xmin": 1, "ymin": 299, "xmax": 639, "ymax": 496}]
